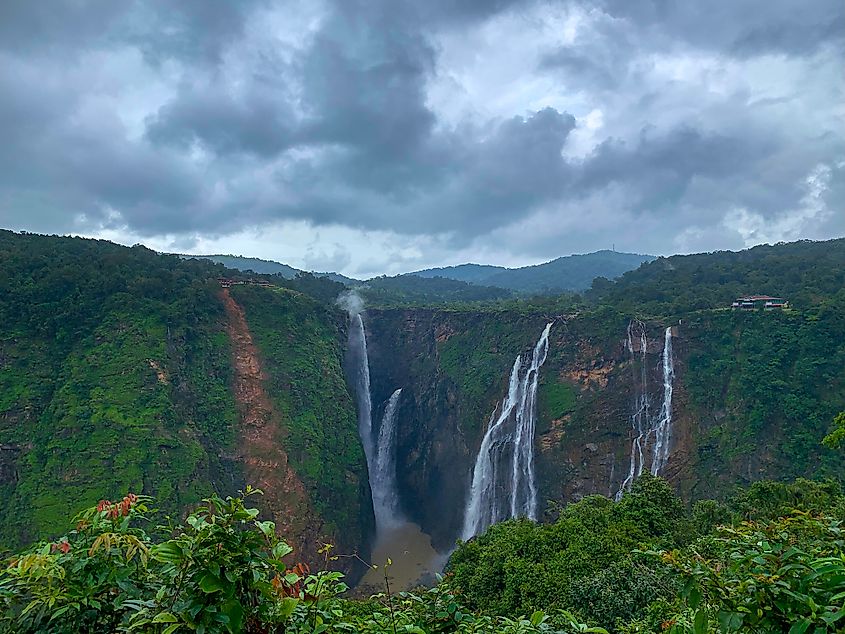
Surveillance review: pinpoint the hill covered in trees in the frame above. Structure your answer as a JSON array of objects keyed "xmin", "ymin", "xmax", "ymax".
[
  {"xmin": 587, "ymin": 238, "xmax": 845, "ymax": 316},
  {"xmin": 0, "ymin": 230, "xmax": 369, "ymax": 564},
  {"xmin": 411, "ymin": 250, "xmax": 655, "ymax": 294}
]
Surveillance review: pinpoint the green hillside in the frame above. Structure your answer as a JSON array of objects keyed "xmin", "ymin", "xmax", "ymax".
[
  {"xmin": 588, "ymin": 238, "xmax": 845, "ymax": 315},
  {"xmin": 0, "ymin": 231, "xmax": 367, "ymax": 558},
  {"xmin": 362, "ymin": 274, "xmax": 515, "ymax": 305},
  {"xmin": 0, "ymin": 231, "xmax": 238, "ymax": 546},
  {"xmin": 409, "ymin": 263, "xmax": 509, "ymax": 284}
]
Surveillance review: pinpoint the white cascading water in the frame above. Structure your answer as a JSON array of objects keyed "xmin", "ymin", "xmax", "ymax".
[
  {"xmin": 347, "ymin": 311, "xmax": 405, "ymax": 534},
  {"xmin": 349, "ymin": 313, "xmax": 376, "ymax": 475},
  {"xmin": 372, "ymin": 388, "xmax": 403, "ymax": 531},
  {"xmin": 615, "ymin": 322, "xmax": 675, "ymax": 500},
  {"xmin": 462, "ymin": 322, "xmax": 553, "ymax": 540},
  {"xmin": 617, "ymin": 320, "xmax": 650, "ymax": 499},
  {"xmin": 651, "ymin": 327, "xmax": 674, "ymax": 476}
]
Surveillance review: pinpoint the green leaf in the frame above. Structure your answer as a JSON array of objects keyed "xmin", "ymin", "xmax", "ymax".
[
  {"xmin": 221, "ymin": 598, "xmax": 244, "ymax": 634},
  {"xmin": 152, "ymin": 612, "xmax": 179, "ymax": 623},
  {"xmin": 693, "ymin": 609, "xmax": 708, "ymax": 634},
  {"xmin": 152, "ymin": 541, "xmax": 183, "ymax": 564},
  {"xmin": 688, "ymin": 585, "xmax": 702, "ymax": 610},
  {"xmin": 199, "ymin": 573, "xmax": 226, "ymax": 594},
  {"xmin": 162, "ymin": 625, "xmax": 181, "ymax": 634},
  {"xmin": 256, "ymin": 520, "xmax": 275, "ymax": 538},
  {"xmin": 277, "ymin": 597, "xmax": 299, "ymax": 620},
  {"xmin": 272, "ymin": 542, "xmax": 293, "ymax": 559},
  {"xmin": 788, "ymin": 619, "xmax": 812, "ymax": 634}
]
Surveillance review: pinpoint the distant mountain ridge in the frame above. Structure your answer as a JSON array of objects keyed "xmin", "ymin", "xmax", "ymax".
[
  {"xmin": 178, "ymin": 254, "xmax": 360, "ymax": 285},
  {"xmin": 180, "ymin": 250, "xmax": 655, "ymax": 297},
  {"xmin": 411, "ymin": 250, "xmax": 655, "ymax": 293},
  {"xmin": 180, "ymin": 254, "xmax": 301, "ymax": 278}
]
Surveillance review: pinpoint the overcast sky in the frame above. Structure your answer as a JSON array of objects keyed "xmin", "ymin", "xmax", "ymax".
[{"xmin": 0, "ymin": 0, "xmax": 842, "ymax": 277}]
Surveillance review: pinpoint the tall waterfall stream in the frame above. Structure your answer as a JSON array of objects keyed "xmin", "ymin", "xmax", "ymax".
[
  {"xmin": 462, "ymin": 322, "xmax": 553, "ymax": 540},
  {"xmin": 616, "ymin": 322, "xmax": 675, "ymax": 499}
]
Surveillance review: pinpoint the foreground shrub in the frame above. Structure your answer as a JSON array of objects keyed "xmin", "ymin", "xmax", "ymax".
[
  {"xmin": 660, "ymin": 512, "xmax": 845, "ymax": 632},
  {"xmin": 0, "ymin": 489, "xmax": 601, "ymax": 634}
]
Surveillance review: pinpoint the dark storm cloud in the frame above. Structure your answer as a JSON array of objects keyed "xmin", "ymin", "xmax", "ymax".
[
  {"xmin": 146, "ymin": 80, "xmax": 299, "ymax": 157},
  {"xmin": 0, "ymin": 0, "xmax": 842, "ymax": 263}
]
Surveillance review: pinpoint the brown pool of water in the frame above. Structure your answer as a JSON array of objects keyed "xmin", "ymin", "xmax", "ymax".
[{"xmin": 357, "ymin": 522, "xmax": 447, "ymax": 594}]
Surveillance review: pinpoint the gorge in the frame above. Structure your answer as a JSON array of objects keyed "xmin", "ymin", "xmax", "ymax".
[{"xmin": 1, "ymin": 232, "xmax": 844, "ymax": 590}]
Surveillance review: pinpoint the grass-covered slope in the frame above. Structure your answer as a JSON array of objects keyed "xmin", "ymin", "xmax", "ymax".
[
  {"xmin": 0, "ymin": 231, "xmax": 238, "ymax": 547},
  {"xmin": 0, "ymin": 231, "xmax": 369, "ymax": 558}
]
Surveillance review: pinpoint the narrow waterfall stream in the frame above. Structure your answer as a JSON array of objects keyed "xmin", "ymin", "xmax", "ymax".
[
  {"xmin": 372, "ymin": 388, "xmax": 403, "ymax": 531},
  {"xmin": 348, "ymin": 312, "xmax": 378, "ymax": 482},
  {"xmin": 651, "ymin": 327, "xmax": 675, "ymax": 476},
  {"xmin": 462, "ymin": 322, "xmax": 553, "ymax": 540},
  {"xmin": 616, "ymin": 322, "xmax": 675, "ymax": 499},
  {"xmin": 617, "ymin": 320, "xmax": 651, "ymax": 498}
]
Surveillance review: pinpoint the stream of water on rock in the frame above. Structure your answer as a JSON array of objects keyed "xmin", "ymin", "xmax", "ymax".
[
  {"xmin": 616, "ymin": 322, "xmax": 675, "ymax": 500},
  {"xmin": 462, "ymin": 322, "xmax": 553, "ymax": 540}
]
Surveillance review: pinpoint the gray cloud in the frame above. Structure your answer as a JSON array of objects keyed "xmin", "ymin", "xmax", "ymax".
[
  {"xmin": 0, "ymin": 0, "xmax": 842, "ymax": 273},
  {"xmin": 592, "ymin": 0, "xmax": 844, "ymax": 56}
]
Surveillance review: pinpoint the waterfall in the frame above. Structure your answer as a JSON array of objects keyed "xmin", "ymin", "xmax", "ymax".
[
  {"xmin": 617, "ymin": 320, "xmax": 650, "ymax": 499},
  {"xmin": 373, "ymin": 388, "xmax": 403, "ymax": 531},
  {"xmin": 651, "ymin": 327, "xmax": 674, "ymax": 476},
  {"xmin": 616, "ymin": 321, "xmax": 675, "ymax": 500},
  {"xmin": 346, "ymin": 304, "xmax": 404, "ymax": 534},
  {"xmin": 348, "ymin": 313, "xmax": 376, "ymax": 474},
  {"xmin": 462, "ymin": 322, "xmax": 553, "ymax": 540}
]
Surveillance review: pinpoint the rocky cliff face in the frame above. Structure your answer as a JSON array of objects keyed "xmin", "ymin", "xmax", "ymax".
[
  {"xmin": 363, "ymin": 309, "xmax": 550, "ymax": 549},
  {"xmin": 360, "ymin": 307, "xmax": 845, "ymax": 550}
]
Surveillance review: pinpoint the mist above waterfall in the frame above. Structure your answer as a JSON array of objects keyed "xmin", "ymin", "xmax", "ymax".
[
  {"xmin": 337, "ymin": 290, "xmax": 365, "ymax": 316},
  {"xmin": 462, "ymin": 322, "xmax": 553, "ymax": 540}
]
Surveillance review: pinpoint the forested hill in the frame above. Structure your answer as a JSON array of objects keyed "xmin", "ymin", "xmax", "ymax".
[
  {"xmin": 410, "ymin": 250, "xmax": 655, "ymax": 293},
  {"xmin": 180, "ymin": 253, "xmax": 360, "ymax": 286},
  {"xmin": 588, "ymin": 238, "xmax": 845, "ymax": 315},
  {"xmin": 0, "ymin": 231, "xmax": 369, "ymax": 564}
]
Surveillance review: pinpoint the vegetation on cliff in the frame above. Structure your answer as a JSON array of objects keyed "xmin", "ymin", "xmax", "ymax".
[
  {"xmin": 228, "ymin": 285, "xmax": 370, "ymax": 548},
  {"xmin": 588, "ymin": 238, "xmax": 845, "ymax": 316},
  {"xmin": 683, "ymin": 299, "xmax": 845, "ymax": 490},
  {"xmin": 0, "ymin": 231, "xmax": 238, "ymax": 547},
  {"xmin": 0, "ymin": 231, "xmax": 366, "ymax": 561}
]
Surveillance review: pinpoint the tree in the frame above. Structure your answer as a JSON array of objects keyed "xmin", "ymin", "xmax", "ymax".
[{"xmin": 823, "ymin": 411, "xmax": 845, "ymax": 450}]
